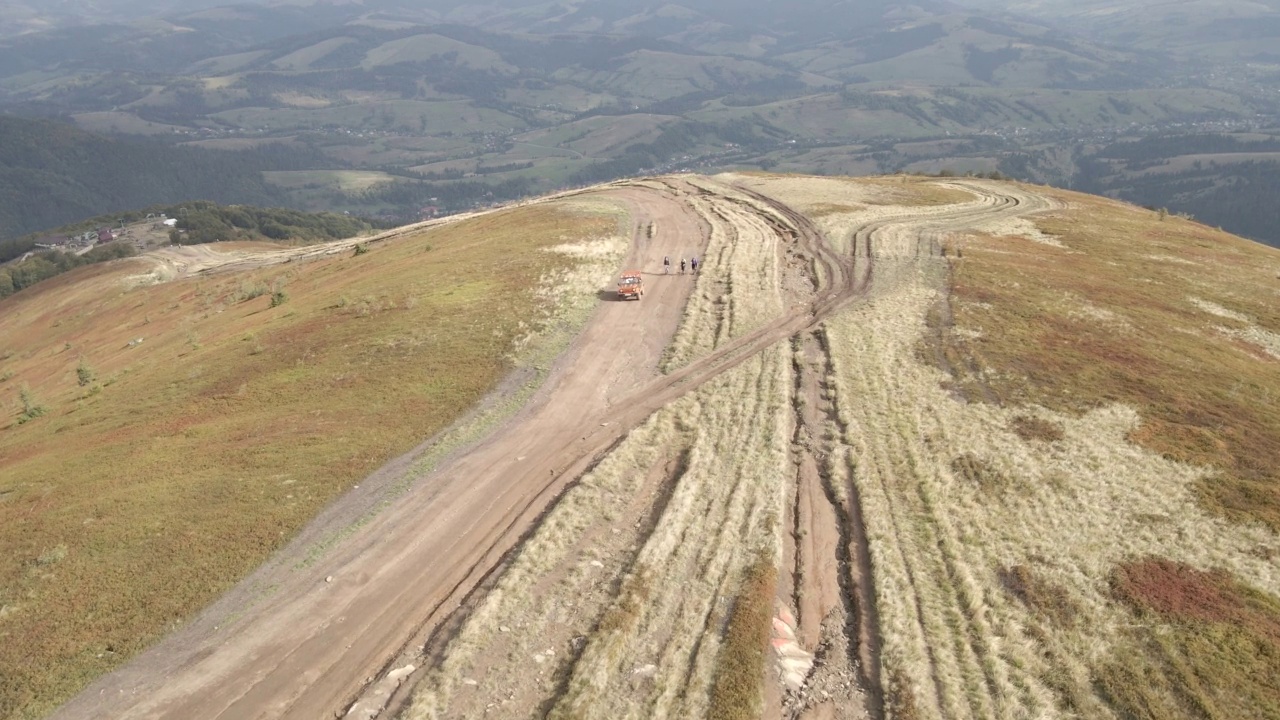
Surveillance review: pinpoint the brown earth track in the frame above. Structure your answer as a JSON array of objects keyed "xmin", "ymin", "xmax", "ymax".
[{"xmin": 50, "ymin": 177, "xmax": 1050, "ymax": 720}]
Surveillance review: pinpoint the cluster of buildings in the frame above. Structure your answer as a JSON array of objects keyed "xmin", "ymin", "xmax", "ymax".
[{"xmin": 33, "ymin": 227, "xmax": 118, "ymax": 251}]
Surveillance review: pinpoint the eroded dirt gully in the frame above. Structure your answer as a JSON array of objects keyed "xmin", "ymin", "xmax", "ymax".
[{"xmin": 52, "ymin": 176, "xmax": 1053, "ymax": 720}]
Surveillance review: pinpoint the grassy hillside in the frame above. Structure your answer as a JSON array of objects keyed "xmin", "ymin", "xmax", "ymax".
[
  {"xmin": 0, "ymin": 199, "xmax": 626, "ymax": 719},
  {"xmin": 923, "ymin": 186, "xmax": 1280, "ymax": 718}
]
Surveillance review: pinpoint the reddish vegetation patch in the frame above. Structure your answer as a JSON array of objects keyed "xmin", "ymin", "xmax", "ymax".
[
  {"xmin": 998, "ymin": 564, "xmax": 1078, "ymax": 627},
  {"xmin": 1113, "ymin": 559, "xmax": 1280, "ymax": 642},
  {"xmin": 1228, "ymin": 337, "xmax": 1277, "ymax": 363},
  {"xmin": 1103, "ymin": 558, "xmax": 1280, "ymax": 719},
  {"xmin": 885, "ymin": 669, "xmax": 921, "ymax": 720},
  {"xmin": 708, "ymin": 558, "xmax": 777, "ymax": 720},
  {"xmin": 1114, "ymin": 559, "xmax": 1253, "ymax": 628},
  {"xmin": 951, "ymin": 453, "xmax": 1012, "ymax": 491}
]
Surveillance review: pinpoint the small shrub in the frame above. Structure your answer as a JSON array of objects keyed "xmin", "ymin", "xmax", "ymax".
[
  {"xmin": 236, "ymin": 281, "xmax": 268, "ymax": 302},
  {"xmin": 353, "ymin": 243, "xmax": 369, "ymax": 256},
  {"xmin": 0, "ymin": 370, "xmax": 12, "ymax": 382},
  {"xmin": 16, "ymin": 384, "xmax": 46, "ymax": 424},
  {"xmin": 1011, "ymin": 415, "xmax": 1064, "ymax": 442},
  {"xmin": 270, "ymin": 291, "xmax": 288, "ymax": 308},
  {"xmin": 75, "ymin": 358, "xmax": 95, "ymax": 387},
  {"xmin": 35, "ymin": 544, "xmax": 68, "ymax": 567},
  {"xmin": 244, "ymin": 334, "xmax": 265, "ymax": 355}
]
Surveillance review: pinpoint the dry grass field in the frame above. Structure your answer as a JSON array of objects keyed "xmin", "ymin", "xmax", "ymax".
[
  {"xmin": 773, "ymin": 177, "xmax": 1280, "ymax": 719},
  {"xmin": 0, "ymin": 202, "xmax": 623, "ymax": 719},
  {"xmin": 914, "ymin": 190, "xmax": 1280, "ymax": 719}
]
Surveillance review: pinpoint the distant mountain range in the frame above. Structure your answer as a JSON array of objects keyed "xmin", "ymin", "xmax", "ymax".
[{"xmin": 2, "ymin": 0, "xmax": 1279, "ymax": 245}]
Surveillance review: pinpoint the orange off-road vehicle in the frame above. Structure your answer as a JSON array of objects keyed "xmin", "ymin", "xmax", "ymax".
[{"xmin": 616, "ymin": 271, "xmax": 644, "ymax": 300}]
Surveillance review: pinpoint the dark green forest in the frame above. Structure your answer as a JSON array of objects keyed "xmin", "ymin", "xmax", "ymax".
[
  {"xmin": 168, "ymin": 202, "xmax": 377, "ymax": 245},
  {"xmin": 0, "ymin": 115, "xmax": 330, "ymax": 239},
  {"xmin": 1068, "ymin": 134, "xmax": 1280, "ymax": 248}
]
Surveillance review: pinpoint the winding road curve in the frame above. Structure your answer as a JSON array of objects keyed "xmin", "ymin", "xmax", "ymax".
[{"xmin": 52, "ymin": 176, "xmax": 1055, "ymax": 720}]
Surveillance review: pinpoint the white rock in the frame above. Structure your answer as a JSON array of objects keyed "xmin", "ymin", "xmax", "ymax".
[{"xmin": 386, "ymin": 664, "xmax": 415, "ymax": 682}]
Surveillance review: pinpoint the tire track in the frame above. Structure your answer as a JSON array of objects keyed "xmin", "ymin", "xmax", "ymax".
[{"xmin": 355, "ymin": 179, "xmax": 1055, "ymax": 720}]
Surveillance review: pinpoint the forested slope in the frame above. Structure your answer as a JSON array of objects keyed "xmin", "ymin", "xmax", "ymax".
[{"xmin": 0, "ymin": 116, "xmax": 328, "ymax": 238}]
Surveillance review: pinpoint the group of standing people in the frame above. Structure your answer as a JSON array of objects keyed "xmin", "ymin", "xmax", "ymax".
[{"xmin": 662, "ymin": 255, "xmax": 699, "ymax": 274}]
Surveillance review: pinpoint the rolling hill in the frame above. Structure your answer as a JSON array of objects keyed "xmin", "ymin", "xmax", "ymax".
[
  {"xmin": 2, "ymin": 173, "xmax": 1279, "ymax": 720},
  {"xmin": 3, "ymin": 0, "xmax": 1280, "ymax": 244}
]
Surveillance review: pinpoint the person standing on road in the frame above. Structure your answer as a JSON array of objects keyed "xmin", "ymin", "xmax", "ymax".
[
  {"xmin": 680, "ymin": 258, "xmax": 687, "ymax": 274},
  {"xmin": 663, "ymin": 255, "xmax": 670, "ymax": 274},
  {"xmin": 691, "ymin": 256, "xmax": 699, "ymax": 274}
]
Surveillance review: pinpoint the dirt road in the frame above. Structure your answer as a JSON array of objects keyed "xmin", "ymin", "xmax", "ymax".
[{"xmin": 52, "ymin": 176, "xmax": 1054, "ymax": 720}]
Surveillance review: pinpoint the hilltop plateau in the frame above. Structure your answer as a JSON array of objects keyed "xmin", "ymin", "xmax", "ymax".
[{"xmin": 1, "ymin": 173, "xmax": 1277, "ymax": 720}]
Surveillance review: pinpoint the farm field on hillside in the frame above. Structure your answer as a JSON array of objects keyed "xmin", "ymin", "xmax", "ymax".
[{"xmin": 262, "ymin": 169, "xmax": 404, "ymax": 192}]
